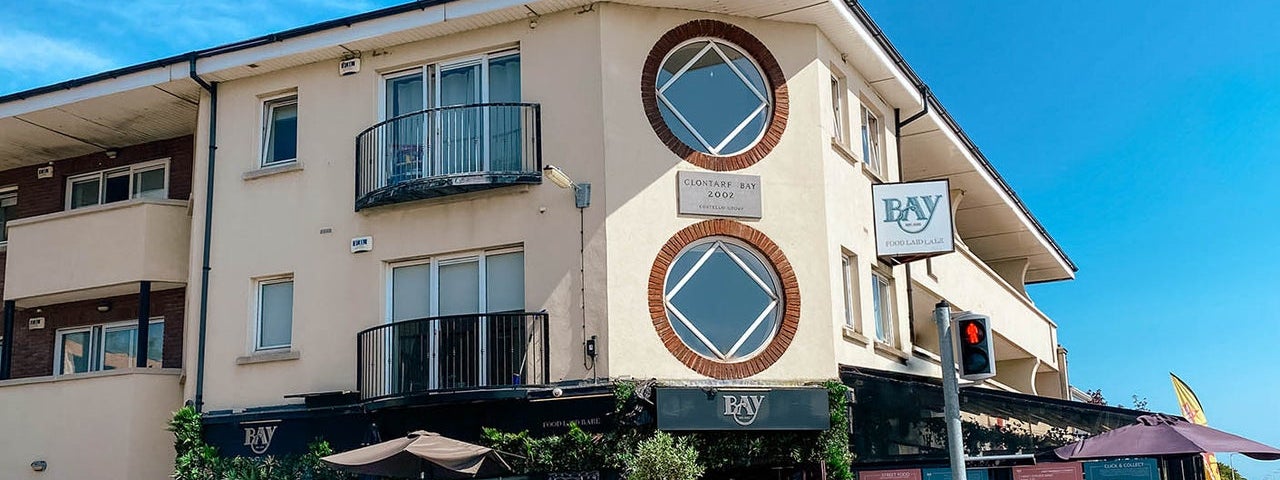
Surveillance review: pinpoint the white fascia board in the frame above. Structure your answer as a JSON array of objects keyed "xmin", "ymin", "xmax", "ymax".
[
  {"xmin": 195, "ymin": 0, "xmax": 528, "ymax": 76},
  {"xmin": 0, "ymin": 63, "xmax": 189, "ymax": 119},
  {"xmin": 826, "ymin": 0, "xmax": 922, "ymax": 109},
  {"xmin": 925, "ymin": 112, "xmax": 1076, "ymax": 279}
]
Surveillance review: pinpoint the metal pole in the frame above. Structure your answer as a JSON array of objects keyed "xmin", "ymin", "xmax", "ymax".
[{"xmin": 935, "ymin": 300, "xmax": 967, "ymax": 480}]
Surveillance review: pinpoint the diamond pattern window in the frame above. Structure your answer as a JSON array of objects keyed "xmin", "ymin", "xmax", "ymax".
[
  {"xmin": 656, "ymin": 39, "xmax": 771, "ymax": 156},
  {"xmin": 663, "ymin": 237, "xmax": 781, "ymax": 361}
]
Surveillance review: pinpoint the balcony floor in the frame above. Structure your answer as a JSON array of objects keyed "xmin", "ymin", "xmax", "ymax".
[{"xmin": 355, "ymin": 172, "xmax": 540, "ymax": 210}]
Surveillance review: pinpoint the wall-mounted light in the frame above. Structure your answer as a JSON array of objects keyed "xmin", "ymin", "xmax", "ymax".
[
  {"xmin": 542, "ymin": 165, "xmax": 590, "ymax": 208},
  {"xmin": 31, "ymin": 460, "xmax": 47, "ymax": 472},
  {"xmin": 96, "ymin": 301, "xmax": 111, "ymax": 313},
  {"xmin": 104, "ymin": 150, "xmax": 117, "ymax": 159}
]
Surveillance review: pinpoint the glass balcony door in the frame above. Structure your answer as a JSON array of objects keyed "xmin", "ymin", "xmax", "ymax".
[
  {"xmin": 387, "ymin": 248, "xmax": 524, "ymax": 391},
  {"xmin": 379, "ymin": 50, "xmax": 521, "ymax": 183}
]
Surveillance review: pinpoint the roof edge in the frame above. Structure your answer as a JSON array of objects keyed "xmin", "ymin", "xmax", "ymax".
[
  {"xmin": 842, "ymin": 0, "xmax": 1078, "ymax": 275},
  {"xmin": 0, "ymin": 0, "xmax": 458, "ymax": 105}
]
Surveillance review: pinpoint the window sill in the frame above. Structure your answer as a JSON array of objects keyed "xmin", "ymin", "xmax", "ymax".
[
  {"xmin": 841, "ymin": 326, "xmax": 870, "ymax": 346},
  {"xmin": 859, "ymin": 159, "xmax": 888, "ymax": 184},
  {"xmin": 236, "ymin": 349, "xmax": 301, "ymax": 365},
  {"xmin": 831, "ymin": 137, "xmax": 860, "ymax": 164},
  {"xmin": 243, "ymin": 162, "xmax": 303, "ymax": 181},
  {"xmin": 873, "ymin": 341, "xmax": 910, "ymax": 363}
]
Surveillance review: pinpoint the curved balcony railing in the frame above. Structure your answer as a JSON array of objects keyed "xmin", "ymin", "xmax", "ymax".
[
  {"xmin": 355, "ymin": 103, "xmax": 542, "ymax": 210},
  {"xmin": 356, "ymin": 312, "xmax": 549, "ymax": 401}
]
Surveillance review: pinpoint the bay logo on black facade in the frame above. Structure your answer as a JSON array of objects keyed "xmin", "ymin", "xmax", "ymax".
[
  {"xmin": 722, "ymin": 394, "xmax": 766, "ymax": 426},
  {"xmin": 243, "ymin": 425, "xmax": 279, "ymax": 455}
]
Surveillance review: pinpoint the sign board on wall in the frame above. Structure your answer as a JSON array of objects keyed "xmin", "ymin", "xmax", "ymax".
[
  {"xmin": 1082, "ymin": 459, "xmax": 1159, "ymax": 480},
  {"xmin": 677, "ymin": 171, "xmax": 762, "ymax": 219},
  {"xmin": 655, "ymin": 387, "xmax": 829, "ymax": 430},
  {"xmin": 923, "ymin": 467, "xmax": 990, "ymax": 480},
  {"xmin": 1015, "ymin": 462, "xmax": 1084, "ymax": 480},
  {"xmin": 861, "ymin": 469, "xmax": 923, "ymax": 480},
  {"xmin": 872, "ymin": 180, "xmax": 954, "ymax": 258}
]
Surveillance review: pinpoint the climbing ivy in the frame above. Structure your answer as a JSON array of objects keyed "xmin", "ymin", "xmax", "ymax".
[{"xmin": 481, "ymin": 380, "xmax": 854, "ymax": 479}]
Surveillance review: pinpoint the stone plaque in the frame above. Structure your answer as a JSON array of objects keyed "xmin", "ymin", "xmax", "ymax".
[{"xmin": 677, "ymin": 171, "xmax": 761, "ymax": 219}]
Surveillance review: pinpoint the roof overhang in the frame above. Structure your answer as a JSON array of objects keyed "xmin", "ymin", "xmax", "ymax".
[{"xmin": 0, "ymin": 0, "xmax": 1074, "ymax": 279}]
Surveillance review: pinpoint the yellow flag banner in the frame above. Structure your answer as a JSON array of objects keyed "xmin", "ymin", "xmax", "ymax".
[{"xmin": 1171, "ymin": 373, "xmax": 1222, "ymax": 480}]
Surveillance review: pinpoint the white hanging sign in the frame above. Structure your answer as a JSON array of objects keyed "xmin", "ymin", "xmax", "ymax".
[{"xmin": 872, "ymin": 180, "xmax": 954, "ymax": 258}]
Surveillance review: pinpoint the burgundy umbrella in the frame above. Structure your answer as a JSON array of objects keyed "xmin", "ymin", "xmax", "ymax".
[{"xmin": 1055, "ymin": 414, "xmax": 1280, "ymax": 461}]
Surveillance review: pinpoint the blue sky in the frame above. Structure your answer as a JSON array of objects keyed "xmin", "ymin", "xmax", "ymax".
[
  {"xmin": 860, "ymin": 2, "xmax": 1280, "ymax": 479},
  {"xmin": 3, "ymin": 1, "xmax": 1279, "ymax": 479}
]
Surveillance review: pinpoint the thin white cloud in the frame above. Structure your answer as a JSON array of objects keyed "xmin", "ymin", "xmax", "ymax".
[{"xmin": 0, "ymin": 30, "xmax": 113, "ymax": 74}]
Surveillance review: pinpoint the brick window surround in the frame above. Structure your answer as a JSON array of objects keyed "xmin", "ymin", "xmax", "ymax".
[
  {"xmin": 641, "ymin": 19, "xmax": 790, "ymax": 171},
  {"xmin": 648, "ymin": 220, "xmax": 800, "ymax": 379}
]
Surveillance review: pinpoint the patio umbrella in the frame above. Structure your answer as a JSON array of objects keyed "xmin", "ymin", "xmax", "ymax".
[
  {"xmin": 321, "ymin": 430, "xmax": 513, "ymax": 479},
  {"xmin": 1054, "ymin": 414, "xmax": 1280, "ymax": 461}
]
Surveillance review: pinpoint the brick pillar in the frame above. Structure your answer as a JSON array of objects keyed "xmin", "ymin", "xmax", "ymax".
[{"xmin": 136, "ymin": 281, "xmax": 151, "ymax": 368}]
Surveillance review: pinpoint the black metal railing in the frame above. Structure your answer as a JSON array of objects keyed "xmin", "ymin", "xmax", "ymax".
[
  {"xmin": 356, "ymin": 312, "xmax": 549, "ymax": 401},
  {"xmin": 355, "ymin": 103, "xmax": 542, "ymax": 208}
]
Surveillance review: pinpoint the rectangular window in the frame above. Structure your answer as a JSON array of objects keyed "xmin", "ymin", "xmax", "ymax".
[
  {"xmin": 256, "ymin": 278, "xmax": 294, "ymax": 351},
  {"xmin": 54, "ymin": 320, "xmax": 163, "ymax": 375},
  {"xmin": 379, "ymin": 50, "xmax": 521, "ymax": 181},
  {"xmin": 862, "ymin": 105, "xmax": 883, "ymax": 174},
  {"xmin": 872, "ymin": 267, "xmax": 895, "ymax": 346},
  {"xmin": 841, "ymin": 253, "xmax": 858, "ymax": 331},
  {"xmin": 0, "ymin": 189, "xmax": 16, "ymax": 243},
  {"xmin": 388, "ymin": 248, "xmax": 525, "ymax": 389},
  {"xmin": 831, "ymin": 76, "xmax": 845, "ymax": 144},
  {"xmin": 65, "ymin": 161, "xmax": 168, "ymax": 210},
  {"xmin": 262, "ymin": 96, "xmax": 299, "ymax": 167}
]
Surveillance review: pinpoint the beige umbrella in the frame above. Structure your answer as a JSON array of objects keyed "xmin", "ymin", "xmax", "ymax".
[{"xmin": 321, "ymin": 430, "xmax": 513, "ymax": 479}]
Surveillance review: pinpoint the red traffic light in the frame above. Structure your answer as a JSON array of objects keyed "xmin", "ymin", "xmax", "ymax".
[{"xmin": 960, "ymin": 320, "xmax": 984, "ymax": 345}]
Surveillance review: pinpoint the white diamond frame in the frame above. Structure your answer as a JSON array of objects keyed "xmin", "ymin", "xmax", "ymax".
[
  {"xmin": 663, "ymin": 238, "xmax": 780, "ymax": 360},
  {"xmin": 656, "ymin": 39, "xmax": 771, "ymax": 156}
]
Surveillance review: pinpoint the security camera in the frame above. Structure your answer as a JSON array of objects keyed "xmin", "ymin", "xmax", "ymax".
[{"xmin": 551, "ymin": 387, "xmax": 564, "ymax": 398}]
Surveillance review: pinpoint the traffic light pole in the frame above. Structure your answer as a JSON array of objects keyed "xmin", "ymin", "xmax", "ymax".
[{"xmin": 935, "ymin": 300, "xmax": 967, "ymax": 480}]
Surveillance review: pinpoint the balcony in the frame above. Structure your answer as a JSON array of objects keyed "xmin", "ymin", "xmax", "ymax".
[
  {"xmin": 0, "ymin": 368, "xmax": 182, "ymax": 478},
  {"xmin": 355, "ymin": 103, "xmax": 542, "ymax": 210},
  {"xmin": 356, "ymin": 312, "xmax": 549, "ymax": 401},
  {"xmin": 3, "ymin": 199, "xmax": 190, "ymax": 307}
]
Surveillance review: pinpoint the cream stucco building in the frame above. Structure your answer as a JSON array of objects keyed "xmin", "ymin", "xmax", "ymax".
[{"xmin": 0, "ymin": 1, "xmax": 1121, "ymax": 479}]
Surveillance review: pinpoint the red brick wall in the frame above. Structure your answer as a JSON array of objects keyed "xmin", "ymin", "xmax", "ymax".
[
  {"xmin": 0, "ymin": 135, "xmax": 194, "ymax": 220},
  {"xmin": 8, "ymin": 288, "xmax": 186, "ymax": 378},
  {"xmin": 0, "ymin": 136, "xmax": 194, "ymax": 378}
]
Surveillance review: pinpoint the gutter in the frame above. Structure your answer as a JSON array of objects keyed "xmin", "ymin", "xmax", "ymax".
[
  {"xmin": 188, "ymin": 56, "xmax": 218, "ymax": 413},
  {"xmin": 843, "ymin": 0, "xmax": 1078, "ymax": 275},
  {"xmin": 0, "ymin": 0, "xmax": 455, "ymax": 105}
]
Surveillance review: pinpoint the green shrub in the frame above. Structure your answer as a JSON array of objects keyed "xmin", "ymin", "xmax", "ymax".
[{"xmin": 626, "ymin": 432, "xmax": 705, "ymax": 480}]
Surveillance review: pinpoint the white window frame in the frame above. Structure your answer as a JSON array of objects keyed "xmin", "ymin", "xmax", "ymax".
[
  {"xmin": 64, "ymin": 159, "xmax": 170, "ymax": 210},
  {"xmin": 260, "ymin": 94, "xmax": 299, "ymax": 167},
  {"xmin": 0, "ymin": 186, "xmax": 17, "ymax": 245},
  {"xmin": 377, "ymin": 49, "xmax": 520, "ymax": 176},
  {"xmin": 871, "ymin": 266, "xmax": 896, "ymax": 347},
  {"xmin": 841, "ymin": 252, "xmax": 859, "ymax": 332},
  {"xmin": 831, "ymin": 74, "xmax": 847, "ymax": 145},
  {"xmin": 861, "ymin": 104, "xmax": 884, "ymax": 175},
  {"xmin": 53, "ymin": 318, "xmax": 163, "ymax": 375},
  {"xmin": 385, "ymin": 246, "xmax": 524, "ymax": 389},
  {"xmin": 656, "ymin": 38, "xmax": 771, "ymax": 156},
  {"xmin": 254, "ymin": 276, "xmax": 295, "ymax": 352}
]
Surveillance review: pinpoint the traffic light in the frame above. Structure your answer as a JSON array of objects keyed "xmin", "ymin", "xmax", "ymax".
[{"xmin": 954, "ymin": 313, "xmax": 996, "ymax": 381}]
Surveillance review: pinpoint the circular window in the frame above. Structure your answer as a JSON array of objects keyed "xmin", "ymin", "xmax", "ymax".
[
  {"xmin": 643, "ymin": 20, "xmax": 789, "ymax": 171},
  {"xmin": 657, "ymin": 40, "xmax": 770, "ymax": 157},
  {"xmin": 665, "ymin": 238, "xmax": 781, "ymax": 360},
  {"xmin": 648, "ymin": 220, "xmax": 800, "ymax": 379}
]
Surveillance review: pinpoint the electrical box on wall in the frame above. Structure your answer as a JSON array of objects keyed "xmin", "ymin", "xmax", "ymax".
[
  {"xmin": 28, "ymin": 317, "xmax": 44, "ymax": 330},
  {"xmin": 339, "ymin": 57, "xmax": 361, "ymax": 76},
  {"xmin": 37, "ymin": 165, "xmax": 53, "ymax": 179},
  {"xmin": 351, "ymin": 236, "xmax": 372, "ymax": 253}
]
